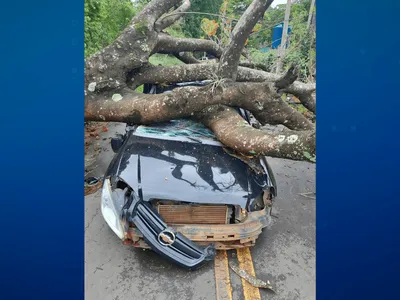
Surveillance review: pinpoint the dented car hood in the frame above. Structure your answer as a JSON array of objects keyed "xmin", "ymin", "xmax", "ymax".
[{"xmin": 106, "ymin": 120, "xmax": 275, "ymax": 209}]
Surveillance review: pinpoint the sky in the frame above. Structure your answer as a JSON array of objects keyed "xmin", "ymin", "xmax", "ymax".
[{"xmin": 271, "ymin": 0, "xmax": 287, "ymax": 8}]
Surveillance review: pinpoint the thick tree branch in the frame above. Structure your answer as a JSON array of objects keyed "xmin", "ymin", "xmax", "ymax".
[
  {"xmin": 239, "ymin": 60, "xmax": 268, "ymax": 71},
  {"xmin": 237, "ymin": 66, "xmax": 316, "ymax": 113},
  {"xmin": 173, "ymin": 52, "xmax": 201, "ymax": 64},
  {"xmin": 275, "ymin": 65, "xmax": 298, "ymax": 89},
  {"xmin": 136, "ymin": 0, "xmax": 182, "ymax": 24},
  {"xmin": 195, "ymin": 105, "xmax": 315, "ymax": 162},
  {"xmin": 154, "ymin": 33, "xmax": 222, "ymax": 57},
  {"xmin": 280, "ymin": 85, "xmax": 316, "ymax": 114},
  {"xmin": 218, "ymin": 0, "xmax": 274, "ymax": 79},
  {"xmin": 130, "ymin": 64, "xmax": 215, "ymax": 87},
  {"xmin": 132, "ymin": 64, "xmax": 316, "ymax": 114},
  {"xmin": 154, "ymin": 0, "xmax": 191, "ymax": 32},
  {"xmin": 154, "ymin": 34, "xmax": 255, "ymax": 66},
  {"xmin": 170, "ymin": 51, "xmax": 268, "ymax": 71},
  {"xmin": 86, "ymin": 82, "xmax": 313, "ymax": 131}
]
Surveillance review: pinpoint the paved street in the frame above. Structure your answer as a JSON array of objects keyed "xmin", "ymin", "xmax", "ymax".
[{"xmin": 85, "ymin": 123, "xmax": 315, "ymax": 300}]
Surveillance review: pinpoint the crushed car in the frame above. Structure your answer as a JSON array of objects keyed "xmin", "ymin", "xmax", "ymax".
[{"xmin": 101, "ymin": 81, "xmax": 277, "ymax": 270}]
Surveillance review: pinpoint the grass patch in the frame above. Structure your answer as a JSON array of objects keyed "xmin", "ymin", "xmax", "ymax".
[{"xmin": 149, "ymin": 54, "xmax": 183, "ymax": 67}]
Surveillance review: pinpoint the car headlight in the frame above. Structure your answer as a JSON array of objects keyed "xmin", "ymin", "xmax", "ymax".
[{"xmin": 101, "ymin": 178, "xmax": 124, "ymax": 239}]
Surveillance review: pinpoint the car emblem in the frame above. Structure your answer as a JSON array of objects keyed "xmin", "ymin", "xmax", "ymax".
[{"xmin": 158, "ymin": 229, "xmax": 176, "ymax": 246}]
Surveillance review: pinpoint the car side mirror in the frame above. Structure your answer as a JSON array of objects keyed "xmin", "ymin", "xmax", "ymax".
[{"xmin": 111, "ymin": 134, "xmax": 125, "ymax": 153}]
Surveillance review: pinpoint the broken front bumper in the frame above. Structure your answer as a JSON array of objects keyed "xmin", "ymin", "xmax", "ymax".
[
  {"xmin": 127, "ymin": 201, "xmax": 216, "ymax": 270},
  {"xmin": 125, "ymin": 200, "xmax": 271, "ymax": 259}
]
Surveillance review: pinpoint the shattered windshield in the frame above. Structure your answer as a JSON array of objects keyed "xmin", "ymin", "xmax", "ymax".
[{"xmin": 133, "ymin": 119, "xmax": 222, "ymax": 146}]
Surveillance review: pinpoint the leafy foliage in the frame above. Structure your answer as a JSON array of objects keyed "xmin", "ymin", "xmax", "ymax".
[
  {"xmin": 165, "ymin": 21, "xmax": 187, "ymax": 38},
  {"xmin": 84, "ymin": 0, "xmax": 142, "ymax": 57},
  {"xmin": 284, "ymin": 0, "xmax": 315, "ymax": 81},
  {"xmin": 201, "ymin": 18, "xmax": 219, "ymax": 37},
  {"xmin": 181, "ymin": 0, "xmax": 223, "ymax": 38},
  {"xmin": 84, "ymin": 0, "xmax": 316, "ymax": 82}
]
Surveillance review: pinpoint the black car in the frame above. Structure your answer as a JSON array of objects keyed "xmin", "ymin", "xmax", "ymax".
[{"xmin": 101, "ymin": 81, "xmax": 277, "ymax": 269}]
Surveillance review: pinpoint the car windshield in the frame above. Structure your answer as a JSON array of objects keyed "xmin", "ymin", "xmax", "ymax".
[{"xmin": 133, "ymin": 119, "xmax": 223, "ymax": 146}]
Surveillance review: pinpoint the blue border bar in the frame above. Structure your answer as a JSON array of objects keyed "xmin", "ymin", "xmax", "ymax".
[{"xmin": 317, "ymin": 1, "xmax": 400, "ymax": 299}]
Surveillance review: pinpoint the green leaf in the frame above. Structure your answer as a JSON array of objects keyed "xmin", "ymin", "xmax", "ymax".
[{"xmin": 303, "ymin": 151, "xmax": 316, "ymax": 162}]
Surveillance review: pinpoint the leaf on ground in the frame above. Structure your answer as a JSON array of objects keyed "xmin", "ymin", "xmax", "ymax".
[
  {"xmin": 303, "ymin": 151, "xmax": 316, "ymax": 162},
  {"xmin": 298, "ymin": 192, "xmax": 316, "ymax": 199}
]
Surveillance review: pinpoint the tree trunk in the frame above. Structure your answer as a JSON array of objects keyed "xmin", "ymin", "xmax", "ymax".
[{"xmin": 276, "ymin": 0, "xmax": 292, "ymax": 74}]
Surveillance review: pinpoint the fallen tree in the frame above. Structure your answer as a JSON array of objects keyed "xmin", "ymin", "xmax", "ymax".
[{"xmin": 85, "ymin": 0, "xmax": 316, "ymax": 162}]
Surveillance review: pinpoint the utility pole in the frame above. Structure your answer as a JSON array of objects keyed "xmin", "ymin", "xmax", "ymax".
[
  {"xmin": 307, "ymin": 0, "xmax": 316, "ymax": 29},
  {"xmin": 276, "ymin": 0, "xmax": 292, "ymax": 74},
  {"xmin": 307, "ymin": 0, "xmax": 316, "ymax": 80}
]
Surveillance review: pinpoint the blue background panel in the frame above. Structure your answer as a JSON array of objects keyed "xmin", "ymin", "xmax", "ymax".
[
  {"xmin": 0, "ymin": 1, "xmax": 84, "ymax": 299},
  {"xmin": 317, "ymin": 0, "xmax": 400, "ymax": 299}
]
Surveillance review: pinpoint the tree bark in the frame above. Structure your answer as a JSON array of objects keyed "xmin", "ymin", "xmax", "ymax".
[
  {"xmin": 218, "ymin": 0, "xmax": 274, "ymax": 80},
  {"xmin": 154, "ymin": 0, "xmax": 191, "ymax": 32},
  {"xmin": 154, "ymin": 33, "xmax": 222, "ymax": 57},
  {"xmin": 196, "ymin": 106, "xmax": 315, "ymax": 161},
  {"xmin": 173, "ymin": 52, "xmax": 201, "ymax": 64},
  {"xmin": 131, "ymin": 64, "xmax": 316, "ymax": 114},
  {"xmin": 85, "ymin": 81, "xmax": 313, "ymax": 131}
]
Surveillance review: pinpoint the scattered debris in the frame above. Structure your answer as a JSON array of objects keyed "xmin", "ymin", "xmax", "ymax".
[
  {"xmin": 85, "ymin": 179, "xmax": 102, "ymax": 196},
  {"xmin": 86, "ymin": 177, "xmax": 100, "ymax": 185},
  {"xmin": 298, "ymin": 192, "xmax": 316, "ymax": 199},
  {"xmin": 222, "ymin": 148, "xmax": 265, "ymax": 174},
  {"xmin": 229, "ymin": 262, "xmax": 276, "ymax": 293},
  {"xmin": 84, "ymin": 122, "xmax": 111, "ymax": 181}
]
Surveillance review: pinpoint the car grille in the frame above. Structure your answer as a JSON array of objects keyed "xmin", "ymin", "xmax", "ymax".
[
  {"xmin": 131, "ymin": 201, "xmax": 216, "ymax": 269},
  {"xmin": 157, "ymin": 204, "xmax": 229, "ymax": 224}
]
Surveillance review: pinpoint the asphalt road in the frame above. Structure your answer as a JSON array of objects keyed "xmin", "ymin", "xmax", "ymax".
[{"xmin": 85, "ymin": 123, "xmax": 316, "ymax": 300}]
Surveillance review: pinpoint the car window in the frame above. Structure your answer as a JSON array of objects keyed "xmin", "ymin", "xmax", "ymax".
[{"xmin": 133, "ymin": 119, "xmax": 223, "ymax": 146}]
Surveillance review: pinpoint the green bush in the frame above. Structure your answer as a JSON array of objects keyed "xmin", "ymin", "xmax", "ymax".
[{"xmin": 85, "ymin": 0, "xmax": 140, "ymax": 57}]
